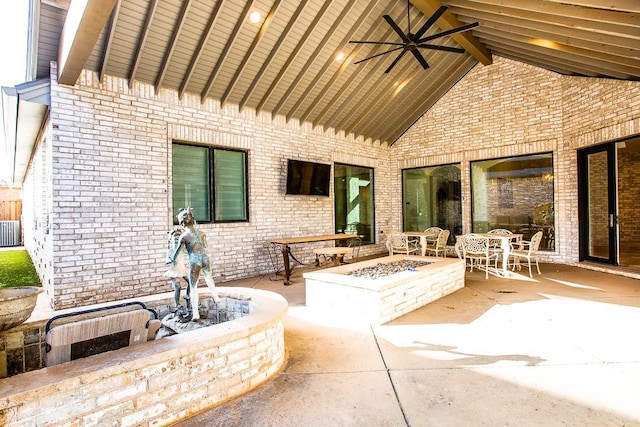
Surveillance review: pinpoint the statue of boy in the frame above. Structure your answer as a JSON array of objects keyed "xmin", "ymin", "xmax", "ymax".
[
  {"xmin": 167, "ymin": 208, "xmax": 220, "ymax": 321},
  {"xmin": 164, "ymin": 226, "xmax": 191, "ymax": 318}
]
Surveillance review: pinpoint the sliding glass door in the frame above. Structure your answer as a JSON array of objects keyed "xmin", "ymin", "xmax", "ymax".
[
  {"xmin": 402, "ymin": 164, "xmax": 461, "ymax": 242},
  {"xmin": 334, "ymin": 163, "xmax": 374, "ymax": 244},
  {"xmin": 578, "ymin": 145, "xmax": 616, "ymax": 263}
]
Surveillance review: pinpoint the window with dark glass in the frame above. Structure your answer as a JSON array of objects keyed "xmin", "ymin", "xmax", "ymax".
[
  {"xmin": 402, "ymin": 164, "xmax": 462, "ymax": 244},
  {"xmin": 172, "ymin": 143, "xmax": 248, "ymax": 223},
  {"xmin": 471, "ymin": 153, "xmax": 554, "ymax": 251},
  {"xmin": 334, "ymin": 163, "xmax": 374, "ymax": 244}
]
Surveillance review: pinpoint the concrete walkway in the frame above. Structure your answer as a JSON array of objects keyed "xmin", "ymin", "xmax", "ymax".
[{"xmin": 174, "ymin": 262, "xmax": 640, "ymax": 426}]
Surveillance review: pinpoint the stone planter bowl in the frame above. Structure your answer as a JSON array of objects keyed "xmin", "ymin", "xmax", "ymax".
[{"xmin": 0, "ymin": 286, "xmax": 43, "ymax": 332}]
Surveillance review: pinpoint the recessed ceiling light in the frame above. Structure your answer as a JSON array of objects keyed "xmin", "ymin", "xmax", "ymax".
[
  {"xmin": 335, "ymin": 52, "xmax": 345, "ymax": 62},
  {"xmin": 529, "ymin": 38, "xmax": 560, "ymax": 50},
  {"xmin": 249, "ymin": 11, "xmax": 261, "ymax": 23},
  {"xmin": 393, "ymin": 78, "xmax": 412, "ymax": 97}
]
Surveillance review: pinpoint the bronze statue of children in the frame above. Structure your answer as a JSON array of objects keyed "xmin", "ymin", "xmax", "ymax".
[{"xmin": 167, "ymin": 208, "xmax": 220, "ymax": 321}]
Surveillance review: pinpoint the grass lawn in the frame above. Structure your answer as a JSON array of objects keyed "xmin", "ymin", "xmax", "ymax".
[{"xmin": 0, "ymin": 249, "xmax": 41, "ymax": 288}]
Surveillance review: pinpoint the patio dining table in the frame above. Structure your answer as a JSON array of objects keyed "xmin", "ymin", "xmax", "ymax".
[
  {"xmin": 403, "ymin": 231, "xmax": 440, "ymax": 256},
  {"xmin": 270, "ymin": 233, "xmax": 357, "ymax": 285},
  {"xmin": 455, "ymin": 233, "xmax": 523, "ymax": 276}
]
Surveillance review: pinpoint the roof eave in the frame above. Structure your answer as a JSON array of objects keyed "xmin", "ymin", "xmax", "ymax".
[{"xmin": 1, "ymin": 78, "xmax": 50, "ymax": 188}]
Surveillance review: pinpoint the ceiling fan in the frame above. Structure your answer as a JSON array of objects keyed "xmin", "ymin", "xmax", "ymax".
[{"xmin": 349, "ymin": 1, "xmax": 479, "ymax": 74}]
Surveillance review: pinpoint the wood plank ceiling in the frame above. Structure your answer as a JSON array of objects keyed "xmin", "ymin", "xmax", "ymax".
[{"xmin": 40, "ymin": 0, "xmax": 640, "ymax": 145}]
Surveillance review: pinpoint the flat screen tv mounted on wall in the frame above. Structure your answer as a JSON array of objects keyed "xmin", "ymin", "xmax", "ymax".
[{"xmin": 286, "ymin": 159, "xmax": 331, "ymax": 196}]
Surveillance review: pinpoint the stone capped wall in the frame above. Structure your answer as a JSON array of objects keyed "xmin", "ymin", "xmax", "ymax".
[{"xmin": 0, "ymin": 287, "xmax": 288, "ymax": 426}]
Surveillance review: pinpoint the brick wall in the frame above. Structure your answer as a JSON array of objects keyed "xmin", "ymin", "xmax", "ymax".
[
  {"xmin": 391, "ymin": 57, "xmax": 640, "ymax": 264},
  {"xmin": 42, "ymin": 63, "xmax": 391, "ymax": 309},
  {"xmin": 0, "ymin": 287, "xmax": 287, "ymax": 426},
  {"xmin": 22, "ymin": 57, "xmax": 640, "ymax": 309},
  {"xmin": 22, "ymin": 125, "xmax": 55, "ymax": 304}
]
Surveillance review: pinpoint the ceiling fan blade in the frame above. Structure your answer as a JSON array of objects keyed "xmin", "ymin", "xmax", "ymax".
[
  {"xmin": 417, "ymin": 44, "xmax": 466, "ymax": 54},
  {"xmin": 349, "ymin": 40, "xmax": 406, "ymax": 46},
  {"xmin": 411, "ymin": 49, "xmax": 430, "ymax": 70},
  {"xmin": 414, "ymin": 5, "xmax": 448, "ymax": 40},
  {"xmin": 354, "ymin": 46, "xmax": 405, "ymax": 65},
  {"xmin": 385, "ymin": 49, "xmax": 408, "ymax": 74},
  {"xmin": 383, "ymin": 15, "xmax": 410, "ymax": 43},
  {"xmin": 418, "ymin": 22, "xmax": 478, "ymax": 44}
]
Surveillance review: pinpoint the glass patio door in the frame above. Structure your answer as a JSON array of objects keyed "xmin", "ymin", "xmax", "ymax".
[
  {"xmin": 402, "ymin": 164, "xmax": 462, "ymax": 243},
  {"xmin": 578, "ymin": 144, "xmax": 617, "ymax": 264}
]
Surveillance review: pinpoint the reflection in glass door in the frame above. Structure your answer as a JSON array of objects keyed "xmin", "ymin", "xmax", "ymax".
[
  {"xmin": 402, "ymin": 164, "xmax": 462, "ymax": 244},
  {"xmin": 579, "ymin": 138, "xmax": 640, "ymax": 267},
  {"xmin": 616, "ymin": 139, "xmax": 640, "ymax": 267},
  {"xmin": 588, "ymin": 149, "xmax": 613, "ymax": 260}
]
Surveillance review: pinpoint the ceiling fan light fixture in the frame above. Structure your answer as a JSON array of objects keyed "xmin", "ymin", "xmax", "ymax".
[
  {"xmin": 335, "ymin": 52, "xmax": 346, "ymax": 62},
  {"xmin": 349, "ymin": 1, "xmax": 478, "ymax": 74}
]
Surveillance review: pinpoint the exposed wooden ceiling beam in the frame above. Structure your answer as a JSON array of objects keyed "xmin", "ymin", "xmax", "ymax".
[
  {"xmin": 310, "ymin": 0, "xmax": 395, "ymax": 127},
  {"xmin": 42, "ymin": 0, "xmax": 70, "ymax": 10},
  {"xmin": 128, "ymin": 0, "xmax": 159, "ymax": 89},
  {"xmin": 99, "ymin": 0, "xmax": 121, "ymax": 83},
  {"xmin": 486, "ymin": 39, "xmax": 634, "ymax": 79},
  {"xmin": 449, "ymin": 0, "xmax": 639, "ymax": 26},
  {"xmin": 58, "ymin": 0, "xmax": 117, "ymax": 85},
  {"xmin": 155, "ymin": 0, "xmax": 194, "ymax": 90},
  {"xmin": 454, "ymin": 8, "xmax": 640, "ymax": 50},
  {"xmin": 276, "ymin": 0, "xmax": 358, "ymax": 118},
  {"xmin": 178, "ymin": 0, "xmax": 225, "ymax": 99},
  {"xmin": 470, "ymin": 16, "xmax": 640, "ymax": 59},
  {"xmin": 535, "ymin": 0, "xmax": 640, "ymax": 13},
  {"xmin": 447, "ymin": 0, "xmax": 640, "ymax": 38},
  {"xmin": 410, "ymin": 0, "xmax": 492, "ymax": 65},
  {"xmin": 221, "ymin": 0, "xmax": 285, "ymax": 107},
  {"xmin": 294, "ymin": 3, "xmax": 379, "ymax": 123},
  {"xmin": 255, "ymin": 0, "xmax": 335, "ymax": 113},
  {"xmin": 201, "ymin": 0, "xmax": 256, "ymax": 101},
  {"xmin": 479, "ymin": 26, "xmax": 640, "ymax": 73},
  {"xmin": 240, "ymin": 0, "xmax": 311, "ymax": 110}
]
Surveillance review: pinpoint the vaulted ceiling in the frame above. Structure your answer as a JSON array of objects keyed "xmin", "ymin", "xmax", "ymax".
[{"xmin": 36, "ymin": 0, "xmax": 640, "ymax": 145}]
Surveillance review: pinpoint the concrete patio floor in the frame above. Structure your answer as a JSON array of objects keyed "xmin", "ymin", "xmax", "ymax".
[{"xmin": 173, "ymin": 260, "xmax": 640, "ymax": 427}]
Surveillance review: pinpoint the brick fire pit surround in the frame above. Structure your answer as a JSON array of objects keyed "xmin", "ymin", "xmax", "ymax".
[
  {"xmin": 304, "ymin": 255, "xmax": 465, "ymax": 324},
  {"xmin": 0, "ymin": 287, "xmax": 287, "ymax": 427}
]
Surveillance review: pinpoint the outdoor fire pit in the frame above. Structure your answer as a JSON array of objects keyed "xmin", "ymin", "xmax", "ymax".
[{"xmin": 304, "ymin": 255, "xmax": 465, "ymax": 324}]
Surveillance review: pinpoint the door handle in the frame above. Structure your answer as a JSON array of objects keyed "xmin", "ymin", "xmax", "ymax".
[{"xmin": 609, "ymin": 214, "xmax": 614, "ymax": 228}]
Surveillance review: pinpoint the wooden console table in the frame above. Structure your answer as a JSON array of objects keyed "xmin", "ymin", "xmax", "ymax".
[{"xmin": 270, "ymin": 234, "xmax": 357, "ymax": 285}]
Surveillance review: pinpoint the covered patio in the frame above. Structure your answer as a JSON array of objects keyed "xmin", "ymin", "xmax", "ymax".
[
  {"xmin": 175, "ymin": 262, "xmax": 640, "ymax": 425},
  {"xmin": 0, "ymin": 1, "xmax": 638, "ymax": 423}
]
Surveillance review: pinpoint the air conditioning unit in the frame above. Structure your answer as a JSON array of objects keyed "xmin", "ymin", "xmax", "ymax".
[{"xmin": 0, "ymin": 221, "xmax": 20, "ymax": 247}]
